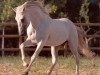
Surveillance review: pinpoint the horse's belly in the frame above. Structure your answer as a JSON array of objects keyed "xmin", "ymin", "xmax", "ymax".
[{"xmin": 45, "ymin": 29, "xmax": 69, "ymax": 46}]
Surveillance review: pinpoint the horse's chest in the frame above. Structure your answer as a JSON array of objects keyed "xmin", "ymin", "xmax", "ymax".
[{"xmin": 27, "ymin": 25, "xmax": 37, "ymax": 41}]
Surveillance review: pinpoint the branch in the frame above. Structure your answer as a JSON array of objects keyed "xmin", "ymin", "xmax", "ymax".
[{"xmin": 87, "ymin": 31, "xmax": 100, "ymax": 42}]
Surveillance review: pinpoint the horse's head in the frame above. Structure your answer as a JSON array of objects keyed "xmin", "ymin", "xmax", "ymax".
[
  {"xmin": 13, "ymin": 1, "xmax": 50, "ymax": 36},
  {"xmin": 13, "ymin": 3, "xmax": 27, "ymax": 36}
]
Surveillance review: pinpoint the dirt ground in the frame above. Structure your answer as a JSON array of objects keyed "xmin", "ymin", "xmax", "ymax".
[
  {"xmin": 0, "ymin": 56, "xmax": 100, "ymax": 75},
  {"xmin": 0, "ymin": 63, "xmax": 100, "ymax": 75}
]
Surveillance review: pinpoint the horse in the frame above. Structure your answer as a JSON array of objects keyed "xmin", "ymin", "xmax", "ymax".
[{"xmin": 13, "ymin": 1, "xmax": 94, "ymax": 75}]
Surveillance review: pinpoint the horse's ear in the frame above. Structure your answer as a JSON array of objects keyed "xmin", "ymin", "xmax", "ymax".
[{"xmin": 12, "ymin": 8, "xmax": 17, "ymax": 12}]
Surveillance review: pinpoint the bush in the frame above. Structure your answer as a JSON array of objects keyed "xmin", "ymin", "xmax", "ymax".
[{"xmin": 0, "ymin": 0, "xmax": 29, "ymax": 22}]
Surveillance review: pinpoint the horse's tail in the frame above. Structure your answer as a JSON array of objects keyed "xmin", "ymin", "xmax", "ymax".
[{"xmin": 77, "ymin": 27, "xmax": 95, "ymax": 59}]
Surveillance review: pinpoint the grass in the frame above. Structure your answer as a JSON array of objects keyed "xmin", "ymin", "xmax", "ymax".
[{"xmin": 0, "ymin": 56, "xmax": 100, "ymax": 75}]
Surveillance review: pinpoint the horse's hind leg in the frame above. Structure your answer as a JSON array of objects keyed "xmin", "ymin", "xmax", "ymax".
[
  {"xmin": 47, "ymin": 46, "xmax": 57, "ymax": 75},
  {"xmin": 68, "ymin": 35, "xmax": 80, "ymax": 75}
]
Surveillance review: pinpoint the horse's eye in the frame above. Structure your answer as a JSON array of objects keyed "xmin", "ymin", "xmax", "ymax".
[{"xmin": 21, "ymin": 18, "xmax": 25, "ymax": 23}]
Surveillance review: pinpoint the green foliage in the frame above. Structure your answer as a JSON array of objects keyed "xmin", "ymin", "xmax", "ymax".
[
  {"xmin": 58, "ymin": 12, "xmax": 67, "ymax": 18},
  {"xmin": 0, "ymin": 0, "xmax": 15, "ymax": 22},
  {"xmin": 46, "ymin": 3, "xmax": 58, "ymax": 13},
  {"xmin": 80, "ymin": 0, "xmax": 90, "ymax": 23},
  {"xmin": 46, "ymin": 0, "xmax": 67, "ymax": 18},
  {"xmin": 0, "ymin": 0, "xmax": 99, "ymax": 22},
  {"xmin": 0, "ymin": 0, "xmax": 32, "ymax": 22}
]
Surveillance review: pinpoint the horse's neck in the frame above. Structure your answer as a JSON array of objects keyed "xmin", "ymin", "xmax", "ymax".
[
  {"xmin": 33, "ymin": 7, "xmax": 50, "ymax": 21},
  {"xmin": 28, "ymin": 7, "xmax": 51, "ymax": 28}
]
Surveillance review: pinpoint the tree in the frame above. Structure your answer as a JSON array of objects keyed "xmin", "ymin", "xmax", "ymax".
[
  {"xmin": 0, "ymin": 0, "xmax": 99, "ymax": 23},
  {"xmin": 0, "ymin": 0, "xmax": 29, "ymax": 22},
  {"xmin": 80, "ymin": 0, "xmax": 90, "ymax": 23}
]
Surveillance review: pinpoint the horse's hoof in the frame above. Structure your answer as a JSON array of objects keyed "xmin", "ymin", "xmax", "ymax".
[
  {"xmin": 21, "ymin": 68, "xmax": 29, "ymax": 75},
  {"xmin": 21, "ymin": 71, "xmax": 29, "ymax": 75},
  {"xmin": 22, "ymin": 64, "xmax": 29, "ymax": 75},
  {"xmin": 24, "ymin": 64, "xmax": 29, "ymax": 68}
]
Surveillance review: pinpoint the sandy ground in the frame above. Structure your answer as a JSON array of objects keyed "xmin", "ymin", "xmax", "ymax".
[{"xmin": 0, "ymin": 63, "xmax": 100, "ymax": 75}]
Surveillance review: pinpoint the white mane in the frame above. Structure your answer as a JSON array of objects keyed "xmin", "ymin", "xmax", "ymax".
[{"xmin": 17, "ymin": 1, "xmax": 48, "ymax": 15}]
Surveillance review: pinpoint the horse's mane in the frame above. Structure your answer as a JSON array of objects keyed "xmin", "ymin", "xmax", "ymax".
[{"xmin": 22, "ymin": 1, "xmax": 48, "ymax": 15}]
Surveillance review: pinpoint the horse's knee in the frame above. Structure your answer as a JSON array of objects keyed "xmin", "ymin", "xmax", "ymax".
[{"xmin": 20, "ymin": 43, "xmax": 25, "ymax": 49}]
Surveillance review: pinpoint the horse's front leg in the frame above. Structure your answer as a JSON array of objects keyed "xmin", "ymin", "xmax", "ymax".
[
  {"xmin": 20, "ymin": 39, "xmax": 35, "ymax": 67},
  {"xmin": 47, "ymin": 46, "xmax": 58, "ymax": 75},
  {"xmin": 20, "ymin": 42, "xmax": 28, "ymax": 67},
  {"xmin": 23, "ymin": 40, "xmax": 46, "ymax": 75}
]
